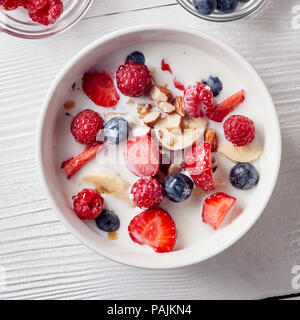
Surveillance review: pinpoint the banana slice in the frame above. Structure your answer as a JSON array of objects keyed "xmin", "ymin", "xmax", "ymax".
[
  {"xmin": 219, "ymin": 143, "xmax": 263, "ymax": 162},
  {"xmin": 154, "ymin": 116, "xmax": 208, "ymax": 150},
  {"xmin": 83, "ymin": 170, "xmax": 135, "ymax": 207}
]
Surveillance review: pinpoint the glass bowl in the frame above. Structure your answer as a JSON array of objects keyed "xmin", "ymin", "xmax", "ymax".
[
  {"xmin": 0, "ymin": 0, "xmax": 93, "ymax": 39},
  {"xmin": 177, "ymin": 0, "xmax": 267, "ymax": 22}
]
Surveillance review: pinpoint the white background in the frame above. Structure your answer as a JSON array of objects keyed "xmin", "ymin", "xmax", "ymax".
[{"xmin": 0, "ymin": 0, "xmax": 300, "ymax": 299}]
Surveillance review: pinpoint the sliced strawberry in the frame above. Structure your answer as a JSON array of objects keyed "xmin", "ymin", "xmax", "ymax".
[
  {"xmin": 128, "ymin": 207, "xmax": 176, "ymax": 253},
  {"xmin": 161, "ymin": 58, "xmax": 172, "ymax": 74},
  {"xmin": 185, "ymin": 142, "xmax": 215, "ymax": 191},
  {"xmin": 82, "ymin": 71, "xmax": 120, "ymax": 107},
  {"xmin": 202, "ymin": 192, "xmax": 236, "ymax": 230},
  {"xmin": 61, "ymin": 142, "xmax": 103, "ymax": 179},
  {"xmin": 173, "ymin": 78, "xmax": 185, "ymax": 91},
  {"xmin": 124, "ymin": 135, "xmax": 160, "ymax": 177},
  {"xmin": 209, "ymin": 89, "xmax": 245, "ymax": 122},
  {"xmin": 192, "ymin": 170, "xmax": 215, "ymax": 191}
]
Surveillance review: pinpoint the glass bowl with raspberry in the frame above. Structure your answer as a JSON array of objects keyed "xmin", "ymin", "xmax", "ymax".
[
  {"xmin": 0, "ymin": 0, "xmax": 93, "ymax": 39},
  {"xmin": 177, "ymin": 0, "xmax": 268, "ymax": 22}
]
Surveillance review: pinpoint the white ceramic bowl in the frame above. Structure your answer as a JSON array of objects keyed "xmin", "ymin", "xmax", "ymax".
[{"xmin": 37, "ymin": 25, "xmax": 281, "ymax": 269}]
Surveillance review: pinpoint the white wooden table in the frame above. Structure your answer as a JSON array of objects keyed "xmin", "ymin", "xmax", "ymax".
[{"xmin": 1, "ymin": 0, "xmax": 300, "ymax": 300}]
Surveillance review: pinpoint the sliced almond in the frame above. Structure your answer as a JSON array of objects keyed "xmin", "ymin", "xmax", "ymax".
[
  {"xmin": 83, "ymin": 170, "xmax": 135, "ymax": 207},
  {"xmin": 154, "ymin": 116, "xmax": 208, "ymax": 151},
  {"xmin": 155, "ymin": 118, "xmax": 205, "ymax": 151},
  {"xmin": 158, "ymin": 102, "xmax": 176, "ymax": 114},
  {"xmin": 174, "ymin": 96, "xmax": 185, "ymax": 117},
  {"xmin": 166, "ymin": 113, "xmax": 183, "ymax": 132},
  {"xmin": 103, "ymin": 113, "xmax": 138, "ymax": 126},
  {"xmin": 104, "ymin": 113, "xmax": 127, "ymax": 120},
  {"xmin": 132, "ymin": 126, "xmax": 151, "ymax": 137},
  {"xmin": 150, "ymin": 85, "xmax": 172, "ymax": 102},
  {"xmin": 183, "ymin": 117, "xmax": 208, "ymax": 130},
  {"xmin": 219, "ymin": 143, "xmax": 263, "ymax": 162},
  {"xmin": 205, "ymin": 129, "xmax": 218, "ymax": 152},
  {"xmin": 126, "ymin": 114, "xmax": 140, "ymax": 126},
  {"xmin": 137, "ymin": 103, "xmax": 152, "ymax": 119},
  {"xmin": 158, "ymin": 128, "xmax": 175, "ymax": 147},
  {"xmin": 143, "ymin": 111, "xmax": 161, "ymax": 127}
]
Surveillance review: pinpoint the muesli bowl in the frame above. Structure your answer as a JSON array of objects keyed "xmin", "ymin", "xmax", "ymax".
[{"xmin": 38, "ymin": 25, "xmax": 281, "ymax": 269}]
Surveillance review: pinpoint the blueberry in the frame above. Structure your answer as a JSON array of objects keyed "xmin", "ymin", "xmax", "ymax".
[
  {"xmin": 104, "ymin": 117, "xmax": 129, "ymax": 144},
  {"xmin": 193, "ymin": 0, "xmax": 217, "ymax": 15},
  {"xmin": 230, "ymin": 163, "xmax": 259, "ymax": 190},
  {"xmin": 96, "ymin": 209, "xmax": 120, "ymax": 232},
  {"xmin": 217, "ymin": 0, "xmax": 238, "ymax": 13},
  {"xmin": 202, "ymin": 76, "xmax": 223, "ymax": 97},
  {"xmin": 164, "ymin": 173, "xmax": 194, "ymax": 203},
  {"xmin": 126, "ymin": 51, "xmax": 145, "ymax": 65}
]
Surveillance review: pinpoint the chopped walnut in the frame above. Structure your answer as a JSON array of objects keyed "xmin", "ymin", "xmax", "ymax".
[{"xmin": 137, "ymin": 103, "xmax": 152, "ymax": 119}]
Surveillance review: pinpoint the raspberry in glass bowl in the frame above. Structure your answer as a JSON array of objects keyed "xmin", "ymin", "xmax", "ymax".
[{"xmin": 0, "ymin": 0, "xmax": 93, "ymax": 39}]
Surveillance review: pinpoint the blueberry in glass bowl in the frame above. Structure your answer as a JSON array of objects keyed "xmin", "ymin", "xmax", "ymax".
[{"xmin": 177, "ymin": 0, "xmax": 268, "ymax": 22}]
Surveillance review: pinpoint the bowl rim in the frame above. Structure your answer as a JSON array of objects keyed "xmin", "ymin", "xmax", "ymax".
[{"xmin": 37, "ymin": 25, "xmax": 282, "ymax": 269}]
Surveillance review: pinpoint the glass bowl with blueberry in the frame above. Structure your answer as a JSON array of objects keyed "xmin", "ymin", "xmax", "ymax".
[{"xmin": 177, "ymin": 0, "xmax": 267, "ymax": 22}]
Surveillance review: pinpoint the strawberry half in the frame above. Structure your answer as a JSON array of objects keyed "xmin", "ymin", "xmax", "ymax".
[
  {"xmin": 124, "ymin": 135, "xmax": 160, "ymax": 177},
  {"xmin": 185, "ymin": 142, "xmax": 215, "ymax": 191},
  {"xmin": 61, "ymin": 142, "xmax": 103, "ymax": 179},
  {"xmin": 82, "ymin": 71, "xmax": 120, "ymax": 107},
  {"xmin": 209, "ymin": 89, "xmax": 245, "ymax": 122},
  {"xmin": 128, "ymin": 207, "xmax": 176, "ymax": 253},
  {"xmin": 202, "ymin": 192, "xmax": 236, "ymax": 230}
]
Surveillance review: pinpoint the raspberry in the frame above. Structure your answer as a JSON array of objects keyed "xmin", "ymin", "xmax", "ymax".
[
  {"xmin": 72, "ymin": 189, "xmax": 104, "ymax": 220},
  {"xmin": 130, "ymin": 177, "xmax": 164, "ymax": 209},
  {"xmin": 27, "ymin": 0, "xmax": 47, "ymax": 12},
  {"xmin": 223, "ymin": 115, "xmax": 255, "ymax": 147},
  {"xmin": 116, "ymin": 61, "xmax": 152, "ymax": 97},
  {"xmin": 1, "ymin": 0, "xmax": 23, "ymax": 10},
  {"xmin": 183, "ymin": 82, "xmax": 215, "ymax": 118},
  {"xmin": 21, "ymin": 0, "xmax": 29, "ymax": 8},
  {"xmin": 28, "ymin": 0, "xmax": 63, "ymax": 25},
  {"xmin": 71, "ymin": 109, "xmax": 104, "ymax": 145}
]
